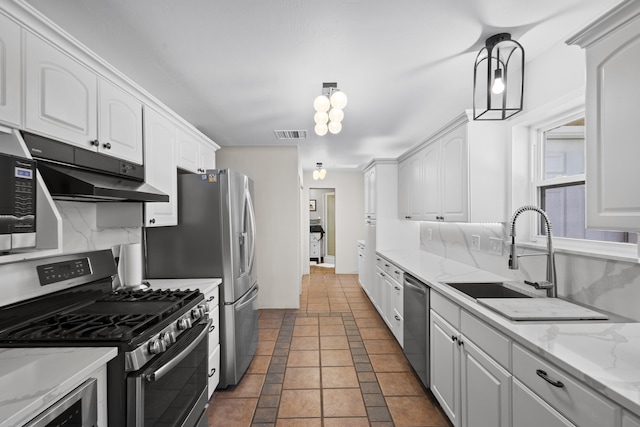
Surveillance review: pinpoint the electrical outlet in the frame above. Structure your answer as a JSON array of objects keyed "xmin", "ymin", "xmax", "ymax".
[
  {"xmin": 426, "ymin": 229, "xmax": 433, "ymax": 240},
  {"xmin": 489, "ymin": 237, "xmax": 503, "ymax": 255},
  {"xmin": 471, "ymin": 235, "xmax": 480, "ymax": 251}
]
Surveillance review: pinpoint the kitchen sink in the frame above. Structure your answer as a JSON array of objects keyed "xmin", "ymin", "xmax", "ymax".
[{"xmin": 444, "ymin": 282, "xmax": 531, "ymax": 299}]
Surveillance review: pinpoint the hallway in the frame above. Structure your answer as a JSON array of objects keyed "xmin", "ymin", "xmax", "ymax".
[{"xmin": 207, "ymin": 272, "xmax": 450, "ymax": 426}]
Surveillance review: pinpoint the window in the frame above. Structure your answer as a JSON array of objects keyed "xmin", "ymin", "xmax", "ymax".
[{"xmin": 534, "ymin": 117, "xmax": 637, "ymax": 244}]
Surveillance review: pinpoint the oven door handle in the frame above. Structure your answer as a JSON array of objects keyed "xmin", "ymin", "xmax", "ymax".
[{"xmin": 144, "ymin": 319, "xmax": 211, "ymax": 382}]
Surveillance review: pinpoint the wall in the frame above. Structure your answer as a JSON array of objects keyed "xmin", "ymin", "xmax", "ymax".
[
  {"xmin": 303, "ymin": 170, "xmax": 365, "ymax": 275},
  {"xmin": 216, "ymin": 146, "xmax": 301, "ymax": 309}
]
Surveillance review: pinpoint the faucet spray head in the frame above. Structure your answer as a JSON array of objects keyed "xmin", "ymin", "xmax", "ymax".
[{"xmin": 508, "ymin": 236, "xmax": 518, "ymax": 269}]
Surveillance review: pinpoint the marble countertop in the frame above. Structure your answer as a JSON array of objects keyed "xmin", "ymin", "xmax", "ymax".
[
  {"xmin": 0, "ymin": 347, "xmax": 117, "ymax": 427},
  {"xmin": 377, "ymin": 248, "xmax": 640, "ymax": 416},
  {"xmin": 145, "ymin": 278, "xmax": 221, "ymax": 293}
]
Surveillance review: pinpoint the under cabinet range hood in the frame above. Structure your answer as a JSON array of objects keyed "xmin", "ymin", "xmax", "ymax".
[{"xmin": 22, "ymin": 132, "xmax": 169, "ymax": 203}]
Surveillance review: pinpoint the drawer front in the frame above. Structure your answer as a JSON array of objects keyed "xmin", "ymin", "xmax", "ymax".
[
  {"xmin": 204, "ymin": 286, "xmax": 219, "ymax": 313},
  {"xmin": 512, "ymin": 379, "xmax": 575, "ymax": 427},
  {"xmin": 512, "ymin": 344, "xmax": 620, "ymax": 427},
  {"xmin": 375, "ymin": 256, "xmax": 385, "ymax": 269},
  {"xmin": 461, "ymin": 310, "xmax": 510, "ymax": 369},
  {"xmin": 208, "ymin": 305, "xmax": 220, "ymax": 356},
  {"xmin": 392, "ymin": 281, "xmax": 403, "ymax": 317},
  {"xmin": 431, "ymin": 291, "xmax": 460, "ymax": 329},
  {"xmin": 208, "ymin": 344, "xmax": 221, "ymax": 398},
  {"xmin": 392, "ymin": 309, "xmax": 403, "ymax": 347}
]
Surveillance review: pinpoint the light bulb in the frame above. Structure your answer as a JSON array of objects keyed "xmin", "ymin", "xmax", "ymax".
[
  {"xmin": 313, "ymin": 170, "xmax": 320, "ymax": 180},
  {"xmin": 314, "ymin": 111, "xmax": 329, "ymax": 125},
  {"xmin": 491, "ymin": 69, "xmax": 505, "ymax": 94},
  {"xmin": 328, "ymin": 121, "xmax": 342, "ymax": 134},
  {"xmin": 328, "ymin": 108, "xmax": 344, "ymax": 123},
  {"xmin": 319, "ymin": 168, "xmax": 327, "ymax": 179},
  {"xmin": 330, "ymin": 90, "xmax": 348, "ymax": 109},
  {"xmin": 315, "ymin": 123, "xmax": 328, "ymax": 136},
  {"xmin": 313, "ymin": 95, "xmax": 330, "ymax": 112}
]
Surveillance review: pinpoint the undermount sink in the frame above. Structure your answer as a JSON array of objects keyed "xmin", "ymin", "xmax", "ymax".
[{"xmin": 444, "ymin": 282, "xmax": 531, "ymax": 299}]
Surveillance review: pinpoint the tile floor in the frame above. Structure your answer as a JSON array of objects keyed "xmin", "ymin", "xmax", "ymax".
[{"xmin": 207, "ymin": 271, "xmax": 451, "ymax": 427}]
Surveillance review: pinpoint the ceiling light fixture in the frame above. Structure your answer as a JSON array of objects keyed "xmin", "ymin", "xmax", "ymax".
[
  {"xmin": 312, "ymin": 162, "xmax": 327, "ymax": 180},
  {"xmin": 314, "ymin": 82, "xmax": 347, "ymax": 135},
  {"xmin": 473, "ymin": 33, "xmax": 524, "ymax": 120}
]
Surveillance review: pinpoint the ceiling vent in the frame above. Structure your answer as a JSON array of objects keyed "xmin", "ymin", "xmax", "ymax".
[{"xmin": 274, "ymin": 130, "xmax": 308, "ymax": 140}]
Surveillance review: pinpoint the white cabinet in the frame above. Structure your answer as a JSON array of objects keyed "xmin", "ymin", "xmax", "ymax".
[
  {"xmin": 512, "ymin": 378, "xmax": 575, "ymax": 427},
  {"xmin": 430, "ymin": 292, "xmax": 511, "ymax": 427},
  {"xmin": 357, "ymin": 242, "xmax": 366, "ymax": 288},
  {"xmin": 98, "ymin": 78, "xmax": 143, "ymax": 164},
  {"xmin": 199, "ymin": 141, "xmax": 216, "ymax": 170},
  {"xmin": 204, "ymin": 284, "xmax": 221, "ymax": 397},
  {"xmin": 373, "ymin": 265, "xmax": 385, "ymax": 314},
  {"xmin": 177, "ymin": 128, "xmax": 218, "ymax": 173},
  {"xmin": 25, "ymin": 31, "xmax": 98, "ymax": 149},
  {"xmin": 0, "ymin": 12, "xmax": 21, "ymax": 127},
  {"xmin": 144, "ymin": 107, "xmax": 177, "ymax": 227},
  {"xmin": 568, "ymin": 2, "xmax": 640, "ymax": 231},
  {"xmin": 397, "ymin": 112, "xmax": 507, "ymax": 222},
  {"xmin": 624, "ymin": 412, "xmax": 640, "ymax": 427},
  {"xmin": 364, "ymin": 166, "xmax": 377, "ymax": 220}
]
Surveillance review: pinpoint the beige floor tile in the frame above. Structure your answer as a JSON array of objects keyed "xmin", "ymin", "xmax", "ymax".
[
  {"xmin": 320, "ymin": 335, "xmax": 350, "ymax": 350},
  {"xmin": 247, "ymin": 355, "xmax": 271, "ymax": 374},
  {"xmin": 359, "ymin": 327, "xmax": 392, "ymax": 340},
  {"xmin": 295, "ymin": 317, "xmax": 319, "ymax": 326},
  {"xmin": 216, "ymin": 374, "xmax": 265, "ymax": 398},
  {"xmin": 290, "ymin": 336, "xmax": 319, "ymax": 350},
  {"xmin": 320, "ymin": 324, "xmax": 346, "ymax": 336},
  {"xmin": 369, "ymin": 353, "xmax": 412, "ymax": 372},
  {"xmin": 321, "ymin": 349, "xmax": 353, "ymax": 366},
  {"xmin": 207, "ymin": 397, "xmax": 257, "ymax": 427},
  {"xmin": 293, "ymin": 325, "xmax": 319, "ymax": 336},
  {"xmin": 322, "ymin": 388, "xmax": 366, "ymax": 417},
  {"xmin": 259, "ymin": 328, "xmax": 280, "ymax": 341},
  {"xmin": 386, "ymin": 396, "xmax": 449, "ymax": 426},
  {"xmin": 278, "ymin": 389, "xmax": 322, "ymax": 418},
  {"xmin": 287, "ymin": 350, "xmax": 320, "ymax": 367},
  {"xmin": 322, "ymin": 366, "xmax": 359, "ymax": 388},
  {"xmin": 259, "ymin": 318, "xmax": 283, "ymax": 329},
  {"xmin": 322, "ymin": 418, "xmax": 370, "ymax": 427},
  {"xmin": 377, "ymin": 372, "xmax": 427, "ymax": 396},
  {"xmin": 255, "ymin": 339, "xmax": 276, "ymax": 355},
  {"xmin": 283, "ymin": 367, "xmax": 321, "ymax": 389},
  {"xmin": 363, "ymin": 339, "xmax": 402, "ymax": 354},
  {"xmin": 276, "ymin": 418, "xmax": 322, "ymax": 427}
]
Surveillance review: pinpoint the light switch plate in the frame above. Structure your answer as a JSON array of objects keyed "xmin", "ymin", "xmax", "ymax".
[
  {"xmin": 471, "ymin": 235, "xmax": 480, "ymax": 251},
  {"xmin": 489, "ymin": 237, "xmax": 503, "ymax": 255}
]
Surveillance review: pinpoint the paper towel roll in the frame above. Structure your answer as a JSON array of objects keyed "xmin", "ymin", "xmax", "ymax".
[{"xmin": 118, "ymin": 243, "xmax": 143, "ymax": 288}]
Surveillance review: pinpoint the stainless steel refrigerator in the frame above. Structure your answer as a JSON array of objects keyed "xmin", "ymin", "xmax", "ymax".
[{"xmin": 145, "ymin": 169, "xmax": 258, "ymax": 388}]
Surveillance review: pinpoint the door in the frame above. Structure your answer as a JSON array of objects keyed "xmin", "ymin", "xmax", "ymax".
[
  {"xmin": 431, "ymin": 311, "xmax": 460, "ymax": 426},
  {"xmin": 222, "ymin": 284, "xmax": 259, "ymax": 387},
  {"xmin": 222, "ymin": 170, "xmax": 256, "ymax": 303},
  {"xmin": 324, "ymin": 192, "xmax": 335, "ymax": 263}
]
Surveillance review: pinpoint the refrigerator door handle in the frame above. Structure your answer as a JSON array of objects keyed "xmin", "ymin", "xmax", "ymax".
[
  {"xmin": 245, "ymin": 187, "xmax": 257, "ymax": 274},
  {"xmin": 235, "ymin": 285, "xmax": 259, "ymax": 311}
]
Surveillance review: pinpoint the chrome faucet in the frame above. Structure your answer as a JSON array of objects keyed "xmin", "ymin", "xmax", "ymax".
[{"xmin": 508, "ymin": 205, "xmax": 557, "ymax": 298}]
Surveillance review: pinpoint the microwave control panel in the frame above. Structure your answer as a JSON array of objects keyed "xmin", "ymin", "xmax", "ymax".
[{"xmin": 0, "ymin": 153, "xmax": 37, "ymax": 234}]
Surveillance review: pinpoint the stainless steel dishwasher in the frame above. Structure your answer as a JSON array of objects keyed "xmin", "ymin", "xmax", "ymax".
[{"xmin": 403, "ymin": 273, "xmax": 430, "ymax": 388}]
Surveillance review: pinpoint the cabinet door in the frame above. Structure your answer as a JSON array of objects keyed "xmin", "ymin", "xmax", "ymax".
[
  {"xmin": 430, "ymin": 311, "xmax": 460, "ymax": 426},
  {"xmin": 440, "ymin": 124, "xmax": 468, "ymax": 222},
  {"xmin": 373, "ymin": 267, "xmax": 385, "ymax": 314},
  {"xmin": 398, "ymin": 160, "xmax": 410, "ymax": 219},
  {"xmin": 0, "ymin": 13, "xmax": 21, "ymax": 127},
  {"xmin": 176, "ymin": 129, "xmax": 200, "ymax": 173},
  {"xmin": 144, "ymin": 107, "xmax": 177, "ymax": 227},
  {"xmin": 383, "ymin": 275, "xmax": 395, "ymax": 330},
  {"xmin": 512, "ymin": 379, "xmax": 575, "ymax": 427},
  {"xmin": 98, "ymin": 78, "xmax": 143, "ymax": 164},
  {"xmin": 25, "ymin": 32, "xmax": 97, "ymax": 149},
  {"xmin": 422, "ymin": 142, "xmax": 441, "ymax": 221},
  {"xmin": 407, "ymin": 154, "xmax": 424, "ymax": 219},
  {"xmin": 623, "ymin": 412, "xmax": 640, "ymax": 427},
  {"xmin": 199, "ymin": 142, "xmax": 216, "ymax": 170},
  {"xmin": 460, "ymin": 339, "xmax": 510, "ymax": 427},
  {"xmin": 584, "ymin": 17, "xmax": 640, "ymax": 230}
]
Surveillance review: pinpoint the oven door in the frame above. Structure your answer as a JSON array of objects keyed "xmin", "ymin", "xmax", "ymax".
[{"xmin": 127, "ymin": 320, "xmax": 210, "ymax": 427}]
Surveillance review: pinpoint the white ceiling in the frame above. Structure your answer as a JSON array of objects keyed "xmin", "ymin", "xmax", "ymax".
[{"xmin": 24, "ymin": 0, "xmax": 619, "ymax": 171}]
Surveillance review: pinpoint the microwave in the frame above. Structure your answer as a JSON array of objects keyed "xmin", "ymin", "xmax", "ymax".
[{"xmin": 0, "ymin": 152, "xmax": 37, "ymax": 252}]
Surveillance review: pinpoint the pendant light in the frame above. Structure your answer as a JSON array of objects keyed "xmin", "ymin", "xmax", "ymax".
[{"xmin": 313, "ymin": 83, "xmax": 347, "ymax": 135}]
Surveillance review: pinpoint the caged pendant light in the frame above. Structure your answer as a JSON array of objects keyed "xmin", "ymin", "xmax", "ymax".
[{"xmin": 473, "ymin": 33, "xmax": 524, "ymax": 120}]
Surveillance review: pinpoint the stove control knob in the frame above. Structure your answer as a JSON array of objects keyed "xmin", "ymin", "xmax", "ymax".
[
  {"xmin": 191, "ymin": 307, "xmax": 205, "ymax": 321},
  {"xmin": 177, "ymin": 317, "xmax": 192, "ymax": 331},
  {"xmin": 148, "ymin": 339, "xmax": 167, "ymax": 355},
  {"xmin": 160, "ymin": 331, "xmax": 176, "ymax": 346}
]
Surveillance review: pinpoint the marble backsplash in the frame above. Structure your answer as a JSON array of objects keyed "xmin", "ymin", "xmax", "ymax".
[
  {"xmin": 420, "ymin": 222, "xmax": 640, "ymax": 322},
  {"xmin": 57, "ymin": 201, "xmax": 141, "ymax": 254}
]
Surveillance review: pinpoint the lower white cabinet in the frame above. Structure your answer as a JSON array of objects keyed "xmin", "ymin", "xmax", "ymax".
[
  {"xmin": 357, "ymin": 243, "xmax": 365, "ymax": 288},
  {"xmin": 512, "ymin": 378, "xmax": 575, "ymax": 427},
  {"xmin": 624, "ymin": 412, "xmax": 640, "ymax": 427},
  {"xmin": 203, "ymin": 285, "xmax": 220, "ymax": 398},
  {"xmin": 431, "ymin": 292, "xmax": 511, "ymax": 427}
]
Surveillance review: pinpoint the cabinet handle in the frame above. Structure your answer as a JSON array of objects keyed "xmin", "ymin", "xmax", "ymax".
[
  {"xmin": 395, "ymin": 286, "xmax": 401, "ymax": 291},
  {"xmin": 208, "ymin": 368, "xmax": 216, "ymax": 378},
  {"xmin": 394, "ymin": 270, "xmax": 400, "ymax": 274},
  {"xmin": 90, "ymin": 139, "xmax": 99, "ymax": 147},
  {"xmin": 395, "ymin": 315, "xmax": 401, "ymax": 321},
  {"xmin": 457, "ymin": 339, "xmax": 464, "ymax": 346},
  {"xmin": 385, "ymin": 263, "xmax": 390, "ymax": 267},
  {"xmin": 149, "ymin": 218, "xmax": 156, "ymax": 224},
  {"xmin": 209, "ymin": 325, "xmax": 216, "ymax": 333},
  {"xmin": 207, "ymin": 296, "xmax": 215, "ymax": 302},
  {"xmin": 103, "ymin": 142, "xmax": 112, "ymax": 149},
  {"xmin": 536, "ymin": 369, "xmax": 564, "ymax": 388},
  {"xmin": 451, "ymin": 335, "xmax": 457, "ymax": 342}
]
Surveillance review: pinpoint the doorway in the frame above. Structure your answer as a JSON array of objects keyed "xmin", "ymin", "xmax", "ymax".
[{"xmin": 309, "ymin": 188, "xmax": 335, "ymax": 273}]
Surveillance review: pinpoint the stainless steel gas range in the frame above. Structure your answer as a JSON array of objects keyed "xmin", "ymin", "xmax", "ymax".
[{"xmin": 0, "ymin": 250, "xmax": 210, "ymax": 427}]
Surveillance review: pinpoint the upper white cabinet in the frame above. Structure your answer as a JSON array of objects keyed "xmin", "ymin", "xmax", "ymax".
[
  {"xmin": 398, "ymin": 112, "xmax": 508, "ymax": 223},
  {"xmin": 364, "ymin": 166, "xmax": 377, "ymax": 221},
  {"xmin": 0, "ymin": 12, "xmax": 21, "ymax": 127},
  {"xmin": 176, "ymin": 127, "xmax": 217, "ymax": 173},
  {"xmin": 144, "ymin": 107, "xmax": 177, "ymax": 227},
  {"xmin": 98, "ymin": 78, "xmax": 143, "ymax": 164},
  {"xmin": 25, "ymin": 31, "xmax": 98, "ymax": 150},
  {"xmin": 568, "ymin": 1, "xmax": 640, "ymax": 231}
]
